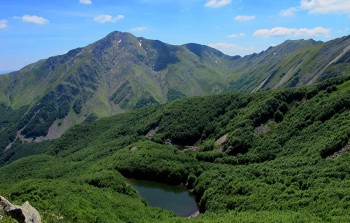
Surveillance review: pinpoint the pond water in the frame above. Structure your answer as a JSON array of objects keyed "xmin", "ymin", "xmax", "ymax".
[{"xmin": 128, "ymin": 179, "xmax": 199, "ymax": 217}]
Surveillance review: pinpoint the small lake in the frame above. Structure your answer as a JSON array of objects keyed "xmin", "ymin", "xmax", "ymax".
[{"xmin": 128, "ymin": 179, "xmax": 199, "ymax": 217}]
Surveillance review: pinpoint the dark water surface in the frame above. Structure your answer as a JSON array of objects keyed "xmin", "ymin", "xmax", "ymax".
[{"xmin": 128, "ymin": 179, "xmax": 199, "ymax": 217}]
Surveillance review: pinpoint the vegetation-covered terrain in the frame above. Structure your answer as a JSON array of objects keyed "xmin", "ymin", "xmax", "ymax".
[
  {"xmin": 0, "ymin": 32, "xmax": 349, "ymax": 147},
  {"xmin": 1, "ymin": 76, "xmax": 350, "ymax": 222}
]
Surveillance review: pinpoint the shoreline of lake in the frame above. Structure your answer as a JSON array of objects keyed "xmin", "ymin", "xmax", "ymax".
[{"xmin": 128, "ymin": 178, "xmax": 199, "ymax": 217}]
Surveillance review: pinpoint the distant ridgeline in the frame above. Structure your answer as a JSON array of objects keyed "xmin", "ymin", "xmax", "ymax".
[{"xmin": 1, "ymin": 76, "xmax": 350, "ymax": 222}]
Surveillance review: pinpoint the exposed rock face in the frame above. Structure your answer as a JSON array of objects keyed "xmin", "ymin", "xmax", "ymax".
[
  {"xmin": 145, "ymin": 127, "xmax": 158, "ymax": 139},
  {"xmin": 254, "ymin": 124, "xmax": 271, "ymax": 135},
  {"xmin": 0, "ymin": 196, "xmax": 41, "ymax": 223},
  {"xmin": 215, "ymin": 134, "xmax": 228, "ymax": 151}
]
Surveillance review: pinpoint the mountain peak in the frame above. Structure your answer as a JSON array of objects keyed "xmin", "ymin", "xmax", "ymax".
[{"xmin": 105, "ymin": 31, "xmax": 134, "ymax": 39}]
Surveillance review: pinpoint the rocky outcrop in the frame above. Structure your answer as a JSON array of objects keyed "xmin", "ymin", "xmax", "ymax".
[
  {"xmin": 0, "ymin": 196, "xmax": 41, "ymax": 223},
  {"xmin": 215, "ymin": 134, "xmax": 228, "ymax": 151},
  {"xmin": 145, "ymin": 127, "xmax": 158, "ymax": 139},
  {"xmin": 254, "ymin": 124, "xmax": 271, "ymax": 135}
]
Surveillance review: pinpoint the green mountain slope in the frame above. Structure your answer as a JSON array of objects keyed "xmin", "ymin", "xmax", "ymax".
[
  {"xmin": 0, "ymin": 32, "xmax": 237, "ymax": 149},
  {"xmin": 1, "ymin": 76, "xmax": 350, "ymax": 222},
  {"xmin": 227, "ymin": 35, "xmax": 350, "ymax": 92},
  {"xmin": 0, "ymin": 32, "xmax": 349, "ymax": 151}
]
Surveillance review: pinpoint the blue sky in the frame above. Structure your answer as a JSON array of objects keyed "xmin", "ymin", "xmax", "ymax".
[{"xmin": 0, "ymin": 0, "xmax": 349, "ymax": 72}]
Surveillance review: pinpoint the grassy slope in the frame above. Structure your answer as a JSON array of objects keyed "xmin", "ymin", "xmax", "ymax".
[
  {"xmin": 227, "ymin": 36, "xmax": 350, "ymax": 92},
  {"xmin": 0, "ymin": 49, "xmax": 92, "ymax": 109}
]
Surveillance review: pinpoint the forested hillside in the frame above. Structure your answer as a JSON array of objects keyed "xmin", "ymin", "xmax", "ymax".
[{"xmin": 1, "ymin": 76, "xmax": 350, "ymax": 222}]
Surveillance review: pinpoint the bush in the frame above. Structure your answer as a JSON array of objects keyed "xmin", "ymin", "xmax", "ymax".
[{"xmin": 274, "ymin": 110, "xmax": 284, "ymax": 123}]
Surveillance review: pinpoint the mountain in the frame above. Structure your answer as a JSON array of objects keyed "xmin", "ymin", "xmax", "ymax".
[
  {"xmin": 0, "ymin": 31, "xmax": 349, "ymax": 150},
  {"xmin": 1, "ymin": 76, "xmax": 350, "ymax": 222},
  {"xmin": 0, "ymin": 31, "xmax": 239, "ymax": 146},
  {"xmin": 227, "ymin": 35, "xmax": 350, "ymax": 92},
  {"xmin": 0, "ymin": 32, "xmax": 236, "ymax": 150}
]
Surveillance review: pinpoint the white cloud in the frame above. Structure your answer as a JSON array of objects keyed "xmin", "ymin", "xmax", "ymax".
[
  {"xmin": 228, "ymin": 33, "xmax": 245, "ymax": 38},
  {"xmin": 234, "ymin": 15, "xmax": 256, "ymax": 22},
  {"xmin": 22, "ymin": 15, "xmax": 49, "ymax": 25},
  {"xmin": 205, "ymin": 0, "xmax": 231, "ymax": 8},
  {"xmin": 131, "ymin": 27, "xmax": 147, "ymax": 32},
  {"xmin": 208, "ymin": 42, "xmax": 254, "ymax": 56},
  {"xmin": 280, "ymin": 7, "xmax": 298, "ymax": 16},
  {"xmin": 300, "ymin": 0, "xmax": 350, "ymax": 14},
  {"xmin": 93, "ymin": 14, "xmax": 124, "ymax": 23},
  {"xmin": 80, "ymin": 0, "xmax": 92, "ymax": 4},
  {"xmin": 253, "ymin": 26, "xmax": 331, "ymax": 37},
  {"xmin": 0, "ymin": 20, "xmax": 7, "ymax": 29}
]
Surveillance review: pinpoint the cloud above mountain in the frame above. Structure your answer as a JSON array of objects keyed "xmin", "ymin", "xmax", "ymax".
[
  {"xmin": 93, "ymin": 14, "xmax": 124, "ymax": 23},
  {"xmin": 205, "ymin": 0, "xmax": 231, "ymax": 8},
  {"xmin": 208, "ymin": 42, "xmax": 254, "ymax": 56},
  {"xmin": 131, "ymin": 27, "xmax": 147, "ymax": 32},
  {"xmin": 80, "ymin": 0, "xmax": 92, "ymax": 5},
  {"xmin": 0, "ymin": 20, "xmax": 7, "ymax": 29},
  {"xmin": 254, "ymin": 26, "xmax": 330, "ymax": 37},
  {"xmin": 280, "ymin": 7, "xmax": 298, "ymax": 16},
  {"xmin": 234, "ymin": 15, "xmax": 256, "ymax": 22},
  {"xmin": 300, "ymin": 0, "xmax": 350, "ymax": 14},
  {"xmin": 21, "ymin": 15, "xmax": 49, "ymax": 25}
]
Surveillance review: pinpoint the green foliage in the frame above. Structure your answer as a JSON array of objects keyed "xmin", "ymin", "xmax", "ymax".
[
  {"xmin": 155, "ymin": 94, "xmax": 242, "ymax": 145},
  {"xmin": 274, "ymin": 110, "xmax": 284, "ymax": 122},
  {"xmin": 167, "ymin": 89, "xmax": 185, "ymax": 101},
  {"xmin": 199, "ymin": 139, "xmax": 216, "ymax": 152},
  {"xmin": 0, "ymin": 104, "xmax": 27, "ymax": 150},
  {"xmin": 1, "ymin": 216, "xmax": 17, "ymax": 223},
  {"xmin": 196, "ymin": 151, "xmax": 226, "ymax": 162},
  {"xmin": 2, "ymin": 179, "xmax": 177, "ymax": 223},
  {"xmin": 73, "ymin": 99, "xmax": 83, "ymax": 114},
  {"xmin": 110, "ymin": 80, "xmax": 134, "ymax": 109},
  {"xmin": 83, "ymin": 113, "xmax": 98, "ymax": 124},
  {"xmin": 115, "ymin": 141, "xmax": 199, "ymax": 185},
  {"xmin": 21, "ymin": 90, "xmax": 73, "ymax": 138},
  {"xmin": 187, "ymin": 173, "xmax": 197, "ymax": 189},
  {"xmin": 2, "ymin": 76, "xmax": 350, "ymax": 222},
  {"xmin": 0, "ymin": 140, "xmax": 52, "ymax": 167},
  {"xmin": 134, "ymin": 96, "xmax": 159, "ymax": 109}
]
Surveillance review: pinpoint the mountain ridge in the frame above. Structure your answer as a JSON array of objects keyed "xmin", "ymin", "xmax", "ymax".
[{"xmin": 0, "ymin": 31, "xmax": 349, "ymax": 149}]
